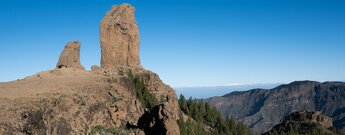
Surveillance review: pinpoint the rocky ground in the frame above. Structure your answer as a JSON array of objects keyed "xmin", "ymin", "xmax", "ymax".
[{"xmin": 0, "ymin": 67, "xmax": 179, "ymax": 135}]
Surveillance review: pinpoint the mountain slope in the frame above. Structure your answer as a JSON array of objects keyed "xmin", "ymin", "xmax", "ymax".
[
  {"xmin": 207, "ymin": 81, "xmax": 345, "ymax": 133},
  {"xmin": 0, "ymin": 66, "xmax": 180, "ymax": 135}
]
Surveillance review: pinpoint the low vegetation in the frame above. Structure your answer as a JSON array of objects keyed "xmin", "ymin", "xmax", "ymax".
[{"xmin": 178, "ymin": 94, "xmax": 253, "ymax": 135}]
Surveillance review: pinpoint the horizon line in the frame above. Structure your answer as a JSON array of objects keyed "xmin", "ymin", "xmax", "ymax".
[{"xmin": 172, "ymin": 80, "xmax": 345, "ymax": 88}]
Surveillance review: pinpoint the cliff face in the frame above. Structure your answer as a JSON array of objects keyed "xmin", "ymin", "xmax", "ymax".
[
  {"xmin": 0, "ymin": 3, "xmax": 179, "ymax": 135},
  {"xmin": 207, "ymin": 81, "xmax": 345, "ymax": 133}
]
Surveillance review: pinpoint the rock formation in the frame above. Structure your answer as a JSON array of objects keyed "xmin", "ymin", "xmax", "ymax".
[
  {"xmin": 100, "ymin": 4, "xmax": 140, "ymax": 68},
  {"xmin": 134, "ymin": 70, "xmax": 180, "ymax": 135},
  {"xmin": 56, "ymin": 41, "xmax": 84, "ymax": 69},
  {"xmin": 284, "ymin": 110, "xmax": 333, "ymax": 128},
  {"xmin": 0, "ymin": 3, "xmax": 180, "ymax": 135},
  {"xmin": 263, "ymin": 110, "xmax": 342, "ymax": 135},
  {"xmin": 137, "ymin": 104, "xmax": 180, "ymax": 135}
]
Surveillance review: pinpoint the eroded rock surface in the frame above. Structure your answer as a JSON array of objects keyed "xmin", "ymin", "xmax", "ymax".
[
  {"xmin": 56, "ymin": 41, "xmax": 84, "ymax": 69},
  {"xmin": 100, "ymin": 4, "xmax": 140, "ymax": 68}
]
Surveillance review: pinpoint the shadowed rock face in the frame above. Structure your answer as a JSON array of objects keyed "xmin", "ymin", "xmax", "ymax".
[
  {"xmin": 136, "ymin": 104, "xmax": 180, "ymax": 135},
  {"xmin": 100, "ymin": 4, "xmax": 140, "ymax": 68},
  {"xmin": 207, "ymin": 81, "xmax": 345, "ymax": 133},
  {"xmin": 56, "ymin": 41, "xmax": 84, "ymax": 69}
]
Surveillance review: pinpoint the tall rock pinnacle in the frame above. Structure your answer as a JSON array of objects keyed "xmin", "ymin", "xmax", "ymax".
[
  {"xmin": 56, "ymin": 41, "xmax": 84, "ymax": 69},
  {"xmin": 100, "ymin": 4, "xmax": 140, "ymax": 68}
]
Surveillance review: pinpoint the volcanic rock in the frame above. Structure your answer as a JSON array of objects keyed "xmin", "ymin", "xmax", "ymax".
[
  {"xmin": 56, "ymin": 41, "xmax": 84, "ymax": 69},
  {"xmin": 137, "ymin": 104, "xmax": 180, "ymax": 135},
  {"xmin": 100, "ymin": 4, "xmax": 140, "ymax": 68}
]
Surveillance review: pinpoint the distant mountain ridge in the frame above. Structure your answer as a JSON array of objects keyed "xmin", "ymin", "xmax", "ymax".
[
  {"xmin": 175, "ymin": 83, "xmax": 281, "ymax": 99},
  {"xmin": 207, "ymin": 81, "xmax": 345, "ymax": 133}
]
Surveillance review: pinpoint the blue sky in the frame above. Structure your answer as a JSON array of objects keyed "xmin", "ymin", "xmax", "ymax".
[{"xmin": 0, "ymin": 0, "xmax": 344, "ymax": 87}]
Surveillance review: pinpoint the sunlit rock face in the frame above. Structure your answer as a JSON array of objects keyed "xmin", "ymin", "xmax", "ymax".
[
  {"xmin": 56, "ymin": 41, "xmax": 84, "ymax": 69},
  {"xmin": 100, "ymin": 4, "xmax": 140, "ymax": 68}
]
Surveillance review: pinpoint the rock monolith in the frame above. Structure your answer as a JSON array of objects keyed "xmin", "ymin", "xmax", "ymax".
[
  {"xmin": 56, "ymin": 41, "xmax": 84, "ymax": 69},
  {"xmin": 100, "ymin": 4, "xmax": 140, "ymax": 68}
]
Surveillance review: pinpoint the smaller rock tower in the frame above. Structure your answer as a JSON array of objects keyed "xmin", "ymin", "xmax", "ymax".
[{"xmin": 56, "ymin": 41, "xmax": 84, "ymax": 69}]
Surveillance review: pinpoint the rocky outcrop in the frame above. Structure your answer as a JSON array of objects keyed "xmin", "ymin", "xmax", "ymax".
[
  {"xmin": 284, "ymin": 110, "xmax": 333, "ymax": 128},
  {"xmin": 100, "ymin": 4, "xmax": 140, "ymax": 68},
  {"xmin": 263, "ymin": 110, "xmax": 342, "ymax": 135},
  {"xmin": 134, "ymin": 70, "xmax": 179, "ymax": 121},
  {"xmin": 98, "ymin": 4, "xmax": 180, "ymax": 133},
  {"xmin": 207, "ymin": 81, "xmax": 345, "ymax": 133},
  {"xmin": 137, "ymin": 104, "xmax": 180, "ymax": 135},
  {"xmin": 135, "ymin": 70, "xmax": 180, "ymax": 135},
  {"xmin": 56, "ymin": 41, "xmax": 84, "ymax": 69}
]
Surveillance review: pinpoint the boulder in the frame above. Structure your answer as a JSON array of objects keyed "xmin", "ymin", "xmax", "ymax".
[
  {"xmin": 91, "ymin": 65, "xmax": 101, "ymax": 73},
  {"xmin": 56, "ymin": 41, "xmax": 84, "ymax": 69},
  {"xmin": 100, "ymin": 4, "xmax": 140, "ymax": 68}
]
